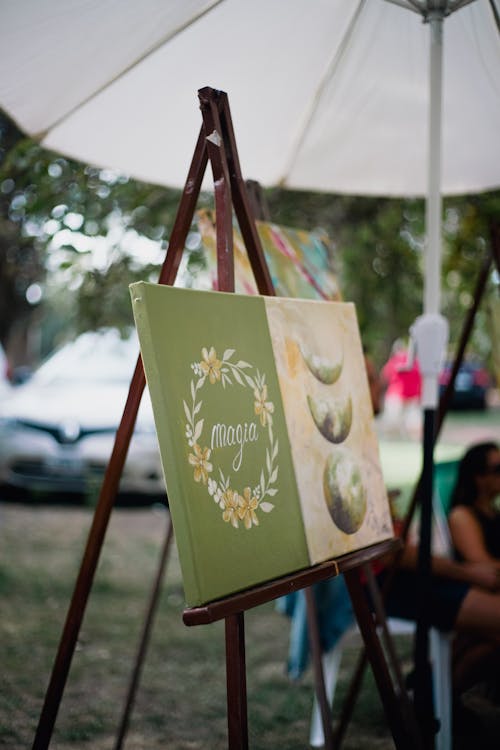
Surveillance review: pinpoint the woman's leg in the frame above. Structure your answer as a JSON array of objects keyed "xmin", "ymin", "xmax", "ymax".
[
  {"xmin": 455, "ymin": 588, "xmax": 500, "ymax": 639},
  {"xmin": 453, "ymin": 634, "xmax": 500, "ymax": 695}
]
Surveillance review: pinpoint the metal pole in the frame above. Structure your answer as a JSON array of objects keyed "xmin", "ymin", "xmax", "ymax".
[
  {"xmin": 424, "ymin": 11, "xmax": 444, "ymax": 318},
  {"xmin": 413, "ymin": 11, "xmax": 446, "ymax": 748}
]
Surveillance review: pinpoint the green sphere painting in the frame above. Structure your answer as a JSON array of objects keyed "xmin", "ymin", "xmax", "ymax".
[{"xmin": 323, "ymin": 452, "xmax": 367, "ymax": 534}]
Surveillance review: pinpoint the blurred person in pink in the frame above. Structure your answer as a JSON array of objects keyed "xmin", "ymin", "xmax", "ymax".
[{"xmin": 382, "ymin": 338, "xmax": 422, "ymax": 438}]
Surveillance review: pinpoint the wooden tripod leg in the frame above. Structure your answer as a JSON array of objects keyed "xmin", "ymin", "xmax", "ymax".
[
  {"xmin": 198, "ymin": 87, "xmax": 235, "ymax": 293},
  {"xmin": 333, "ymin": 648, "xmax": 368, "ymax": 748},
  {"xmin": 114, "ymin": 512, "xmax": 174, "ymax": 750},
  {"xmin": 203, "ymin": 88, "xmax": 275, "ymax": 297},
  {"xmin": 344, "ymin": 569, "xmax": 422, "ymax": 750},
  {"xmin": 32, "ymin": 359, "xmax": 147, "ymax": 750},
  {"xmin": 305, "ymin": 587, "xmax": 335, "ymax": 749},
  {"xmin": 32, "ymin": 127, "xmax": 209, "ymax": 750},
  {"xmin": 226, "ymin": 613, "xmax": 248, "ymax": 750}
]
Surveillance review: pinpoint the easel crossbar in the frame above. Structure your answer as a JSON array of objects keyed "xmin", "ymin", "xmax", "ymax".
[{"xmin": 183, "ymin": 539, "xmax": 399, "ymax": 626}]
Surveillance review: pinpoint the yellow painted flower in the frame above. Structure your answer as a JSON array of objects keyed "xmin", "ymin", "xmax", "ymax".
[
  {"xmin": 221, "ymin": 488, "xmax": 240, "ymax": 528},
  {"xmin": 238, "ymin": 487, "xmax": 259, "ymax": 529},
  {"xmin": 254, "ymin": 384, "xmax": 274, "ymax": 427},
  {"xmin": 188, "ymin": 443, "xmax": 212, "ymax": 484},
  {"xmin": 200, "ymin": 346, "xmax": 222, "ymax": 384}
]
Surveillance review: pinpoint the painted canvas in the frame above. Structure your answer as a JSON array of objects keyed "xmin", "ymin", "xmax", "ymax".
[
  {"xmin": 131, "ymin": 282, "xmax": 393, "ymax": 606},
  {"xmin": 196, "ymin": 209, "xmax": 341, "ymax": 301}
]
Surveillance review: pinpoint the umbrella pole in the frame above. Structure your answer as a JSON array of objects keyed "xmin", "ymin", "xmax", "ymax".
[
  {"xmin": 413, "ymin": 10, "xmax": 447, "ymax": 747},
  {"xmin": 424, "ymin": 11, "xmax": 443, "ymax": 319}
]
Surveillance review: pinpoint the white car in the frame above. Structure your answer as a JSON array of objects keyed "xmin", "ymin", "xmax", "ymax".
[{"xmin": 0, "ymin": 329, "xmax": 165, "ymax": 503}]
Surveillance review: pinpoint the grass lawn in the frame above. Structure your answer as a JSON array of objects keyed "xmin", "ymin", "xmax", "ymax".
[
  {"xmin": 0, "ymin": 502, "xmax": 409, "ymax": 750},
  {"xmin": 3, "ymin": 409, "xmax": 498, "ymax": 748}
]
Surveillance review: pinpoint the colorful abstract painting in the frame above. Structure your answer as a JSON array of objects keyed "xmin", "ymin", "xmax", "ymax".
[{"xmin": 197, "ymin": 209, "xmax": 341, "ymax": 301}]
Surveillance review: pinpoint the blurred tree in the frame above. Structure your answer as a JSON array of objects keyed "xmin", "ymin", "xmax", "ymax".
[
  {"xmin": 0, "ymin": 116, "xmax": 44, "ymax": 360},
  {"xmin": 265, "ymin": 187, "xmax": 500, "ymax": 368},
  {"xmin": 265, "ymin": 189, "xmax": 424, "ymax": 364},
  {"xmin": 442, "ymin": 193, "xmax": 500, "ymax": 363},
  {"xmin": 0, "ymin": 111, "xmax": 209, "ymax": 364},
  {"xmin": 1, "ymin": 109, "xmax": 498, "ymax": 373}
]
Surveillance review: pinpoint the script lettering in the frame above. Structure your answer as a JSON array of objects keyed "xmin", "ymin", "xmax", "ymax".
[{"xmin": 211, "ymin": 420, "xmax": 259, "ymax": 471}]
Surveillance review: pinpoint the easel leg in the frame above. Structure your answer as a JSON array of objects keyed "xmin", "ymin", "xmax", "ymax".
[
  {"xmin": 333, "ymin": 649, "xmax": 368, "ymax": 748},
  {"xmin": 344, "ymin": 569, "xmax": 422, "ymax": 750},
  {"xmin": 32, "ymin": 127, "xmax": 209, "ymax": 750},
  {"xmin": 114, "ymin": 512, "xmax": 174, "ymax": 750},
  {"xmin": 225, "ymin": 613, "xmax": 248, "ymax": 750},
  {"xmin": 305, "ymin": 587, "xmax": 335, "ymax": 749}
]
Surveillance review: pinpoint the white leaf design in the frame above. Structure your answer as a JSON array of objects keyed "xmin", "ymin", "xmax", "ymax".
[
  {"xmin": 223, "ymin": 348, "xmax": 235, "ymax": 361},
  {"xmin": 260, "ymin": 502, "xmax": 275, "ymax": 512},
  {"xmin": 232, "ymin": 369, "xmax": 244, "ymax": 386},
  {"xmin": 183, "ymin": 400, "xmax": 191, "ymax": 422},
  {"xmin": 266, "ymin": 488, "xmax": 278, "ymax": 497},
  {"xmin": 270, "ymin": 467, "xmax": 278, "ymax": 483},
  {"xmin": 194, "ymin": 419, "xmax": 204, "ymax": 442}
]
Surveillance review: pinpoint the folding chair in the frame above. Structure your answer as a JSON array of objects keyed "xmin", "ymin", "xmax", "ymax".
[{"xmin": 309, "ymin": 619, "xmax": 452, "ymax": 750}]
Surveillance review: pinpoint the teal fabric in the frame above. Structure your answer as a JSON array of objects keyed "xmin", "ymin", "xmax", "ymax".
[
  {"xmin": 277, "ymin": 576, "xmax": 354, "ymax": 680},
  {"xmin": 434, "ymin": 460, "xmax": 459, "ymax": 516}
]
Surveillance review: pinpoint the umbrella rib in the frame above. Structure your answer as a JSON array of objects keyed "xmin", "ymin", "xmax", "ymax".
[
  {"xmin": 384, "ymin": 0, "xmax": 426, "ymax": 14},
  {"xmin": 33, "ymin": 0, "xmax": 226, "ymax": 140},
  {"xmin": 385, "ymin": 0, "xmax": 480, "ymax": 18},
  {"xmin": 278, "ymin": 0, "xmax": 367, "ymax": 186},
  {"xmin": 488, "ymin": 0, "xmax": 500, "ymax": 32}
]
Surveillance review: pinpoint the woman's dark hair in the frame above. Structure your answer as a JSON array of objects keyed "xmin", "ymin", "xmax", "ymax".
[{"xmin": 450, "ymin": 441, "xmax": 499, "ymax": 508}]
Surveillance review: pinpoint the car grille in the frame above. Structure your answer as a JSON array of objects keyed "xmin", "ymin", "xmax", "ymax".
[{"xmin": 16, "ymin": 419, "xmax": 116, "ymax": 445}]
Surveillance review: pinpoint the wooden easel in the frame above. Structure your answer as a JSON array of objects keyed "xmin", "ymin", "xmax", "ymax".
[{"xmin": 33, "ymin": 86, "xmax": 421, "ymax": 750}]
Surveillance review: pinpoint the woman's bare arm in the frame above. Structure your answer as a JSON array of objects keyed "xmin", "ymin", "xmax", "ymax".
[
  {"xmin": 448, "ymin": 506, "xmax": 500, "ymax": 567},
  {"xmin": 398, "ymin": 542, "xmax": 500, "ymax": 591}
]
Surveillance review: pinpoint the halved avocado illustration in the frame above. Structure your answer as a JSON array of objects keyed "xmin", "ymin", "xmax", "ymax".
[
  {"xmin": 300, "ymin": 345, "xmax": 343, "ymax": 385},
  {"xmin": 307, "ymin": 394, "xmax": 352, "ymax": 443},
  {"xmin": 323, "ymin": 452, "xmax": 367, "ymax": 534}
]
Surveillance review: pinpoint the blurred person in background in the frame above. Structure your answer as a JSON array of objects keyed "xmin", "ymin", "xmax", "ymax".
[{"xmin": 381, "ymin": 338, "xmax": 422, "ymax": 439}]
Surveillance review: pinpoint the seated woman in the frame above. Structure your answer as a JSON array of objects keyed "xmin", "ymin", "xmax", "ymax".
[
  {"xmin": 448, "ymin": 441, "xmax": 500, "ymax": 567},
  {"xmin": 382, "ymin": 442, "xmax": 500, "ymax": 697}
]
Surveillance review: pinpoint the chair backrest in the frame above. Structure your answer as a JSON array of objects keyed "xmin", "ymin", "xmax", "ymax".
[
  {"xmin": 430, "ymin": 459, "xmax": 459, "ymax": 559},
  {"xmin": 434, "ymin": 460, "xmax": 459, "ymax": 517}
]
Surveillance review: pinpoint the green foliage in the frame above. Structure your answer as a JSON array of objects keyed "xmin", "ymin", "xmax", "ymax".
[
  {"xmin": 266, "ymin": 189, "xmax": 425, "ymax": 364},
  {"xmin": 1, "ymin": 110, "xmax": 499, "ymax": 372},
  {"xmin": 265, "ymin": 187, "xmax": 500, "ymax": 368},
  {"xmin": 0, "ymin": 111, "xmax": 208, "ymax": 359}
]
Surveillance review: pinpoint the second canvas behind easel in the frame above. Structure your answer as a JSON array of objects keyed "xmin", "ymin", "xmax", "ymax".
[{"xmin": 131, "ymin": 282, "xmax": 393, "ymax": 607}]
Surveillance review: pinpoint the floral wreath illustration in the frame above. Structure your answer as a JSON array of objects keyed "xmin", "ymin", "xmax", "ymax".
[{"xmin": 183, "ymin": 346, "xmax": 279, "ymax": 530}]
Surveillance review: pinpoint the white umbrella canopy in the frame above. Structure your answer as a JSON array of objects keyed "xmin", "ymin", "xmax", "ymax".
[
  {"xmin": 3, "ymin": 4, "xmax": 499, "ymax": 743},
  {"xmin": 0, "ymin": 0, "xmax": 499, "ymax": 198}
]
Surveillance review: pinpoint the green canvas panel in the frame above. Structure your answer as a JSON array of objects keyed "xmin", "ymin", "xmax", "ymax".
[{"xmin": 131, "ymin": 282, "xmax": 310, "ymax": 606}]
